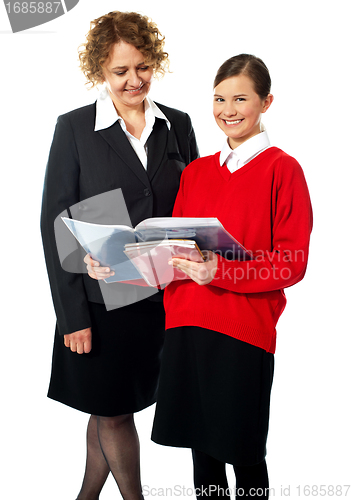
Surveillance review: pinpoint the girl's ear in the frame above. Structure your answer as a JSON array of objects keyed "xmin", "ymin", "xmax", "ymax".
[{"xmin": 262, "ymin": 94, "xmax": 274, "ymax": 114}]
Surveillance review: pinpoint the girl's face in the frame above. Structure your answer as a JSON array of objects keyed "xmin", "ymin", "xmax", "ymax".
[
  {"xmin": 102, "ymin": 41, "xmax": 154, "ymax": 112},
  {"xmin": 213, "ymin": 74, "xmax": 273, "ymax": 149}
]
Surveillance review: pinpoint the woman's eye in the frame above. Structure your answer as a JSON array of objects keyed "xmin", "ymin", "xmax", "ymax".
[
  {"xmin": 138, "ymin": 66, "xmax": 149, "ymax": 71},
  {"xmin": 214, "ymin": 98, "xmax": 225, "ymax": 102},
  {"xmin": 236, "ymin": 98, "xmax": 245, "ymax": 102}
]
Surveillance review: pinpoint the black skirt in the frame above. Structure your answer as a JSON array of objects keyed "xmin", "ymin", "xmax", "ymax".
[
  {"xmin": 48, "ymin": 299, "xmax": 165, "ymax": 417},
  {"xmin": 151, "ymin": 326, "xmax": 274, "ymax": 466}
]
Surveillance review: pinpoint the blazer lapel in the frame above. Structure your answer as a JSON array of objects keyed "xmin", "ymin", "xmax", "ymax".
[
  {"xmin": 146, "ymin": 118, "xmax": 168, "ymax": 180},
  {"xmin": 97, "ymin": 121, "xmax": 150, "ymax": 187}
]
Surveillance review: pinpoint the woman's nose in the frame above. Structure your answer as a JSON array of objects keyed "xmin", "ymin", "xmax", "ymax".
[{"xmin": 128, "ymin": 71, "xmax": 142, "ymax": 87}]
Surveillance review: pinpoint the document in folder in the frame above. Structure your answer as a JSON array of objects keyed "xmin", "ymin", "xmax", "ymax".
[
  {"xmin": 61, "ymin": 216, "xmax": 251, "ymax": 287},
  {"xmin": 124, "ymin": 239, "xmax": 205, "ymax": 287}
]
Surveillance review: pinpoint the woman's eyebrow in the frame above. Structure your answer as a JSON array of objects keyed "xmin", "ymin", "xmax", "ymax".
[{"xmin": 110, "ymin": 62, "xmax": 146, "ymax": 70}]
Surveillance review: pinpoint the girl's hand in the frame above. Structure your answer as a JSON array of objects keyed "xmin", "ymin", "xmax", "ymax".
[
  {"xmin": 83, "ymin": 254, "xmax": 115, "ymax": 280},
  {"xmin": 170, "ymin": 251, "xmax": 218, "ymax": 286}
]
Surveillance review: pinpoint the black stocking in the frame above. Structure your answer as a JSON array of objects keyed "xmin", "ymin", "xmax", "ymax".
[
  {"xmin": 192, "ymin": 449, "xmax": 269, "ymax": 499},
  {"xmin": 76, "ymin": 415, "xmax": 110, "ymax": 500},
  {"xmin": 97, "ymin": 413, "xmax": 143, "ymax": 500},
  {"xmin": 233, "ymin": 460, "xmax": 269, "ymax": 499},
  {"xmin": 192, "ymin": 449, "xmax": 230, "ymax": 498}
]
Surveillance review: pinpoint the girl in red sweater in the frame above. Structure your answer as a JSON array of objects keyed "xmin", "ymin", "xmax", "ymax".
[
  {"xmin": 150, "ymin": 55, "xmax": 312, "ymax": 498},
  {"xmin": 87, "ymin": 55, "xmax": 312, "ymax": 498}
]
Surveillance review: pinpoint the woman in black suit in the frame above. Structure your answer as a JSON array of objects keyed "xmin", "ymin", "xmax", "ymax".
[{"xmin": 41, "ymin": 11, "xmax": 198, "ymax": 500}]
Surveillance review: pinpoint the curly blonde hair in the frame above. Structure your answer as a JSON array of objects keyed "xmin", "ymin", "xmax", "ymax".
[{"xmin": 78, "ymin": 11, "xmax": 169, "ymax": 88}]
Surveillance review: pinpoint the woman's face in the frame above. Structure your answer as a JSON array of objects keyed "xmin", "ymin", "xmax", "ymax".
[
  {"xmin": 102, "ymin": 41, "xmax": 154, "ymax": 112},
  {"xmin": 213, "ymin": 74, "xmax": 273, "ymax": 149}
]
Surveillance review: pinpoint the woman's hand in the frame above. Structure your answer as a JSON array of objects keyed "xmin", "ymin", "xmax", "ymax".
[
  {"xmin": 83, "ymin": 254, "xmax": 115, "ymax": 280},
  {"xmin": 170, "ymin": 251, "xmax": 218, "ymax": 286},
  {"xmin": 64, "ymin": 327, "xmax": 92, "ymax": 354}
]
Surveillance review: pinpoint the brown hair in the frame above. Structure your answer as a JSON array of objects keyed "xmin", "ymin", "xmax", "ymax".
[
  {"xmin": 214, "ymin": 54, "xmax": 271, "ymax": 99},
  {"xmin": 78, "ymin": 11, "xmax": 169, "ymax": 88}
]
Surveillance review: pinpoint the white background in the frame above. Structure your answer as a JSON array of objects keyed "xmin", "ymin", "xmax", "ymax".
[{"xmin": 0, "ymin": 0, "xmax": 351, "ymax": 498}]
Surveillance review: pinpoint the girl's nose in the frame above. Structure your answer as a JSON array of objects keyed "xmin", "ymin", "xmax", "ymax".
[{"xmin": 223, "ymin": 104, "xmax": 237, "ymax": 117}]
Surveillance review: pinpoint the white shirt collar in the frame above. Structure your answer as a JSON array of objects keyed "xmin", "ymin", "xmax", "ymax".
[
  {"xmin": 219, "ymin": 130, "xmax": 271, "ymax": 173},
  {"xmin": 94, "ymin": 86, "xmax": 171, "ymax": 131}
]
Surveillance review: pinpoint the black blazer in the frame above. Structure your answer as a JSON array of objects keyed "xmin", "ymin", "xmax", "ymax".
[{"xmin": 41, "ymin": 101, "xmax": 199, "ymax": 336}]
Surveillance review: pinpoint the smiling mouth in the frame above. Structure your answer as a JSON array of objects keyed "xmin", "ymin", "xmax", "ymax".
[
  {"xmin": 125, "ymin": 82, "xmax": 144, "ymax": 94},
  {"xmin": 223, "ymin": 119, "xmax": 243, "ymax": 125}
]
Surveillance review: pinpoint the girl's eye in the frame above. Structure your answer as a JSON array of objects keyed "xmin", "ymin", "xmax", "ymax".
[
  {"xmin": 214, "ymin": 98, "xmax": 225, "ymax": 102},
  {"xmin": 138, "ymin": 66, "xmax": 149, "ymax": 71},
  {"xmin": 236, "ymin": 98, "xmax": 245, "ymax": 102}
]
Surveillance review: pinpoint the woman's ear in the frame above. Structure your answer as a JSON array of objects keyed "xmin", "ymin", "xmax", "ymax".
[{"xmin": 262, "ymin": 94, "xmax": 274, "ymax": 114}]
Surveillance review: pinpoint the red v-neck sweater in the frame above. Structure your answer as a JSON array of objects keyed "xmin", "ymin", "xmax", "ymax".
[{"xmin": 163, "ymin": 147, "xmax": 313, "ymax": 353}]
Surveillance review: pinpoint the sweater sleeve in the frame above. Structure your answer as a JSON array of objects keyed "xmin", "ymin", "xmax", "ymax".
[
  {"xmin": 40, "ymin": 114, "xmax": 91, "ymax": 335},
  {"xmin": 212, "ymin": 155, "xmax": 313, "ymax": 294},
  {"xmin": 172, "ymin": 168, "xmax": 187, "ymax": 217}
]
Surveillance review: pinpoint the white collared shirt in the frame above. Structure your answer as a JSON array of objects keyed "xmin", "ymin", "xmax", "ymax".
[
  {"xmin": 219, "ymin": 130, "xmax": 271, "ymax": 173},
  {"xmin": 94, "ymin": 87, "xmax": 171, "ymax": 169}
]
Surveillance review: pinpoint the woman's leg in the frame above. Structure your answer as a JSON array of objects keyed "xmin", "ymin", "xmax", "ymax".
[
  {"xmin": 192, "ymin": 449, "xmax": 231, "ymax": 498},
  {"xmin": 233, "ymin": 460, "xmax": 269, "ymax": 500},
  {"xmin": 97, "ymin": 413, "xmax": 143, "ymax": 500},
  {"xmin": 76, "ymin": 415, "xmax": 110, "ymax": 500}
]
